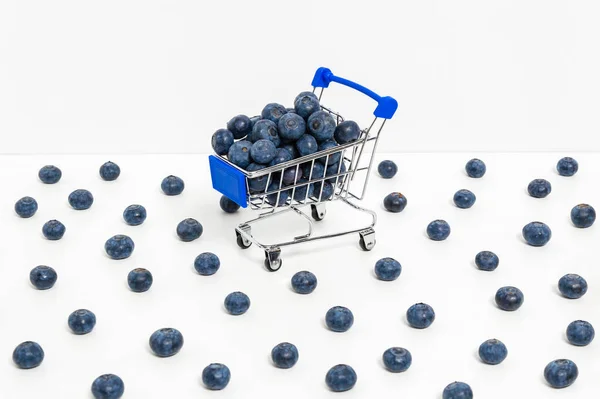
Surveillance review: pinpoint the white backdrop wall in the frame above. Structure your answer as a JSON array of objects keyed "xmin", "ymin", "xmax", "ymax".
[{"xmin": 1, "ymin": 0, "xmax": 599, "ymax": 154}]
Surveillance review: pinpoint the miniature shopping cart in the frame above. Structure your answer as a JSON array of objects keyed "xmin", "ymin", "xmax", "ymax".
[{"xmin": 209, "ymin": 67, "xmax": 397, "ymax": 271}]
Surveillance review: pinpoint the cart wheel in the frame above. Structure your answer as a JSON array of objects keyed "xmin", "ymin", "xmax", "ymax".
[
  {"xmin": 264, "ymin": 248, "xmax": 282, "ymax": 272},
  {"xmin": 359, "ymin": 237, "xmax": 376, "ymax": 251},
  {"xmin": 264, "ymin": 258, "xmax": 282, "ymax": 272},
  {"xmin": 311, "ymin": 204, "xmax": 326, "ymax": 221},
  {"xmin": 358, "ymin": 228, "xmax": 376, "ymax": 251},
  {"xmin": 236, "ymin": 233, "xmax": 252, "ymax": 249}
]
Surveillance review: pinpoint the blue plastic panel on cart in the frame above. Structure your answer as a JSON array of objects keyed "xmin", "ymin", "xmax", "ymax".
[{"xmin": 209, "ymin": 155, "xmax": 248, "ymax": 208}]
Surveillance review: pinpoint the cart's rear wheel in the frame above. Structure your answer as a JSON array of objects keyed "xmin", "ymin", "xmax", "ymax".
[
  {"xmin": 264, "ymin": 248, "xmax": 282, "ymax": 272},
  {"xmin": 358, "ymin": 228, "xmax": 376, "ymax": 251},
  {"xmin": 236, "ymin": 233, "xmax": 252, "ymax": 249},
  {"xmin": 264, "ymin": 258, "xmax": 282, "ymax": 272},
  {"xmin": 359, "ymin": 237, "xmax": 376, "ymax": 251},
  {"xmin": 311, "ymin": 204, "xmax": 326, "ymax": 221}
]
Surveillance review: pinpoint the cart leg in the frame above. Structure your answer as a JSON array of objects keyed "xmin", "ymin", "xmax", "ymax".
[
  {"xmin": 310, "ymin": 203, "xmax": 327, "ymax": 221},
  {"xmin": 264, "ymin": 247, "xmax": 282, "ymax": 272},
  {"xmin": 236, "ymin": 224, "xmax": 252, "ymax": 249},
  {"xmin": 358, "ymin": 228, "xmax": 376, "ymax": 251}
]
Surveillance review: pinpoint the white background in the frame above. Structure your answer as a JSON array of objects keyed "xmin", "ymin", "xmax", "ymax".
[
  {"xmin": 2, "ymin": 0, "xmax": 600, "ymax": 154},
  {"xmin": 1, "ymin": 153, "xmax": 598, "ymax": 398}
]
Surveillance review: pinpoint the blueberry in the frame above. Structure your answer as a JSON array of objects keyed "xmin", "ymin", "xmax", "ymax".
[
  {"xmin": 291, "ymin": 270, "xmax": 317, "ymax": 294},
  {"xmin": 149, "ymin": 328, "xmax": 184, "ymax": 357},
  {"xmin": 246, "ymin": 163, "xmax": 268, "ymax": 193},
  {"xmin": 426, "ymin": 219, "xmax": 450, "ymax": 241},
  {"xmin": 325, "ymin": 162, "xmax": 347, "ymax": 185},
  {"xmin": 91, "ymin": 374, "xmax": 125, "ymax": 399},
  {"xmin": 443, "ymin": 381, "xmax": 473, "ymax": 399},
  {"xmin": 68, "ymin": 189, "xmax": 94, "ymax": 210},
  {"xmin": 202, "ymin": 363, "xmax": 231, "ymax": 390},
  {"xmin": 495, "ymin": 286, "xmax": 524, "ymax": 311},
  {"xmin": 571, "ymin": 204, "xmax": 596, "ymax": 228},
  {"xmin": 382, "ymin": 347, "xmax": 412, "ymax": 372},
  {"xmin": 250, "ymin": 119, "xmax": 281, "ymax": 146},
  {"xmin": 406, "ymin": 303, "xmax": 435, "ymax": 329},
  {"xmin": 194, "ymin": 252, "xmax": 220, "ymax": 276},
  {"xmin": 30, "ymin": 265, "xmax": 58, "ymax": 290},
  {"xmin": 282, "ymin": 166, "xmax": 303, "ymax": 186},
  {"xmin": 99, "ymin": 161, "xmax": 121, "ymax": 181},
  {"xmin": 104, "ymin": 235, "xmax": 135, "ymax": 259},
  {"xmin": 522, "ymin": 221, "xmax": 552, "ymax": 246},
  {"xmin": 250, "ymin": 139, "xmax": 277, "ymax": 164},
  {"xmin": 12, "ymin": 341, "xmax": 44, "ymax": 369},
  {"xmin": 269, "ymin": 148, "xmax": 293, "ymax": 166},
  {"xmin": 465, "ymin": 158, "xmax": 486, "ymax": 178},
  {"xmin": 123, "ymin": 204, "xmax": 147, "ymax": 226},
  {"xmin": 566, "ymin": 320, "xmax": 595, "ymax": 346},
  {"xmin": 226, "ymin": 114, "xmax": 252, "ymax": 139},
  {"xmin": 527, "ymin": 178, "xmax": 551, "ymax": 198},
  {"xmin": 224, "ymin": 291, "xmax": 250, "ymax": 315},
  {"xmin": 261, "ymin": 103, "xmax": 287, "ymax": 124},
  {"xmin": 161, "ymin": 175, "xmax": 185, "ymax": 196},
  {"xmin": 296, "ymin": 134, "xmax": 318, "ymax": 157},
  {"xmin": 302, "ymin": 162, "xmax": 325, "ymax": 181},
  {"xmin": 558, "ymin": 274, "xmax": 588, "ymax": 299},
  {"xmin": 38, "ymin": 165, "xmax": 62, "ymax": 184},
  {"xmin": 292, "ymin": 179, "xmax": 314, "ymax": 202},
  {"xmin": 68, "ymin": 309, "xmax": 97, "ymax": 335},
  {"xmin": 325, "ymin": 364, "xmax": 357, "ymax": 392},
  {"xmin": 544, "ymin": 359, "xmax": 578, "ymax": 388},
  {"xmin": 294, "ymin": 91, "xmax": 320, "ymax": 119},
  {"xmin": 453, "ymin": 189, "xmax": 476, "ymax": 209},
  {"xmin": 475, "ymin": 251, "xmax": 499, "ymax": 271},
  {"xmin": 227, "ymin": 140, "xmax": 253, "ymax": 169},
  {"xmin": 334, "ymin": 120, "xmax": 360, "ymax": 144},
  {"xmin": 383, "ymin": 192, "xmax": 407, "ymax": 213},
  {"xmin": 282, "ymin": 143, "xmax": 299, "ymax": 159},
  {"xmin": 313, "ymin": 181, "xmax": 334, "ymax": 200},
  {"xmin": 325, "ymin": 306, "xmax": 354, "ymax": 332},
  {"xmin": 286, "ymin": 107, "xmax": 296, "ymax": 113},
  {"xmin": 211, "ymin": 129, "xmax": 235, "ymax": 155},
  {"xmin": 271, "ymin": 342, "xmax": 299, "ymax": 369},
  {"xmin": 316, "ymin": 139, "xmax": 341, "ymax": 165},
  {"xmin": 378, "ymin": 160, "xmax": 397, "ymax": 179},
  {"xmin": 478, "ymin": 339, "xmax": 508, "ymax": 365},
  {"xmin": 374, "ymin": 257, "xmax": 402, "ymax": 281},
  {"xmin": 176, "ymin": 218, "xmax": 203, "ymax": 242},
  {"xmin": 307, "ymin": 110, "xmax": 336, "ymax": 142},
  {"xmin": 278, "ymin": 113, "xmax": 306, "ymax": 143},
  {"xmin": 15, "ymin": 196, "xmax": 38, "ymax": 218},
  {"xmin": 220, "ymin": 195, "xmax": 240, "ymax": 213},
  {"xmin": 249, "ymin": 116, "xmax": 260, "ymax": 129},
  {"xmin": 266, "ymin": 182, "xmax": 290, "ymax": 207},
  {"xmin": 557, "ymin": 157, "xmax": 578, "ymax": 177},
  {"xmin": 42, "ymin": 219, "xmax": 66, "ymax": 240},
  {"xmin": 127, "ymin": 268, "xmax": 153, "ymax": 292}
]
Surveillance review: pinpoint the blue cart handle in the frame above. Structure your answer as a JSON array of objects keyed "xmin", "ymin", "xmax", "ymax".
[{"xmin": 311, "ymin": 67, "xmax": 398, "ymax": 119}]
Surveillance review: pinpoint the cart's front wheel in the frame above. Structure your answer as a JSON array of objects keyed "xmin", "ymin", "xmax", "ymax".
[
  {"xmin": 359, "ymin": 228, "xmax": 376, "ymax": 251},
  {"xmin": 264, "ymin": 258, "xmax": 282, "ymax": 272},
  {"xmin": 264, "ymin": 248, "xmax": 282, "ymax": 272},
  {"xmin": 311, "ymin": 204, "xmax": 326, "ymax": 221},
  {"xmin": 236, "ymin": 233, "xmax": 252, "ymax": 249}
]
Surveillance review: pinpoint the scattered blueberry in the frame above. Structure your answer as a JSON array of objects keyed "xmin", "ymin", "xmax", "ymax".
[
  {"xmin": 378, "ymin": 160, "xmax": 397, "ymax": 179},
  {"xmin": 30, "ymin": 265, "xmax": 58, "ymax": 290},
  {"xmin": 296, "ymin": 134, "xmax": 318, "ymax": 157},
  {"xmin": 465, "ymin": 158, "xmax": 486, "ymax": 178},
  {"xmin": 261, "ymin": 103, "xmax": 287, "ymax": 124},
  {"xmin": 202, "ymin": 363, "xmax": 231, "ymax": 390},
  {"xmin": 220, "ymin": 195, "xmax": 240, "ymax": 213},
  {"xmin": 453, "ymin": 189, "xmax": 476, "ymax": 209},
  {"xmin": 12, "ymin": 341, "xmax": 44, "ymax": 369},
  {"xmin": 104, "ymin": 235, "xmax": 135, "ymax": 259},
  {"xmin": 278, "ymin": 113, "xmax": 306, "ymax": 143},
  {"xmin": 226, "ymin": 114, "xmax": 252, "ymax": 139},
  {"xmin": 99, "ymin": 161, "xmax": 121, "ymax": 181},
  {"xmin": 383, "ymin": 192, "xmax": 407, "ymax": 213},
  {"xmin": 250, "ymin": 139, "xmax": 277, "ymax": 164},
  {"xmin": 15, "ymin": 196, "xmax": 38, "ymax": 218},
  {"xmin": 291, "ymin": 270, "xmax": 317, "ymax": 294},
  {"xmin": 495, "ymin": 286, "xmax": 524, "ymax": 311},
  {"xmin": 544, "ymin": 359, "xmax": 578, "ymax": 388},
  {"xmin": 294, "ymin": 91, "xmax": 320, "ymax": 119},
  {"xmin": 91, "ymin": 374, "xmax": 125, "ymax": 399},
  {"xmin": 426, "ymin": 219, "xmax": 451, "ymax": 241},
  {"xmin": 406, "ymin": 303, "xmax": 435, "ymax": 329},
  {"xmin": 382, "ymin": 347, "xmax": 412, "ymax": 372},
  {"xmin": 478, "ymin": 339, "xmax": 508, "ymax": 365},
  {"xmin": 149, "ymin": 328, "xmax": 184, "ymax": 357},
  {"xmin": 557, "ymin": 157, "xmax": 578, "ymax": 177},
  {"xmin": 317, "ymin": 139, "xmax": 341, "ymax": 165},
  {"xmin": 68, "ymin": 309, "xmax": 97, "ymax": 335},
  {"xmin": 307, "ymin": 110, "xmax": 336, "ymax": 142},
  {"xmin": 527, "ymin": 178, "xmax": 551, "ymax": 198},
  {"xmin": 176, "ymin": 218, "xmax": 203, "ymax": 242},
  {"xmin": 194, "ymin": 252, "xmax": 220, "ymax": 276},
  {"xmin": 127, "ymin": 268, "xmax": 153, "ymax": 292},
  {"xmin": 325, "ymin": 306, "xmax": 354, "ymax": 332},
  {"xmin": 211, "ymin": 129, "xmax": 235, "ymax": 155},
  {"xmin": 443, "ymin": 381, "xmax": 473, "ymax": 399},
  {"xmin": 374, "ymin": 257, "xmax": 402, "ymax": 281},
  {"xmin": 266, "ymin": 182, "xmax": 290, "ymax": 207},
  {"xmin": 325, "ymin": 364, "xmax": 357, "ymax": 392},
  {"xmin": 161, "ymin": 175, "xmax": 185, "ymax": 196},
  {"xmin": 250, "ymin": 119, "xmax": 281, "ymax": 146},
  {"xmin": 227, "ymin": 140, "xmax": 253, "ymax": 169},
  {"xmin": 68, "ymin": 189, "xmax": 94, "ymax": 210},
  {"xmin": 123, "ymin": 204, "xmax": 147, "ymax": 226},
  {"xmin": 334, "ymin": 120, "xmax": 360, "ymax": 144},
  {"xmin": 271, "ymin": 342, "xmax": 299, "ymax": 369},
  {"xmin": 558, "ymin": 274, "xmax": 587, "ymax": 299},
  {"xmin": 566, "ymin": 320, "xmax": 595, "ymax": 346},
  {"xmin": 475, "ymin": 251, "xmax": 499, "ymax": 271},
  {"xmin": 522, "ymin": 221, "xmax": 552, "ymax": 246},
  {"xmin": 38, "ymin": 165, "xmax": 62, "ymax": 184},
  {"xmin": 42, "ymin": 219, "xmax": 66, "ymax": 240},
  {"xmin": 224, "ymin": 291, "xmax": 250, "ymax": 315},
  {"xmin": 570, "ymin": 204, "xmax": 596, "ymax": 228},
  {"xmin": 269, "ymin": 148, "xmax": 293, "ymax": 166}
]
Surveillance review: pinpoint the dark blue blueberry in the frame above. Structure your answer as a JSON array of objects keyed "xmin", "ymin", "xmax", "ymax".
[
  {"xmin": 226, "ymin": 114, "xmax": 252, "ymax": 139},
  {"xmin": 211, "ymin": 129, "xmax": 235, "ymax": 155},
  {"xmin": 427, "ymin": 219, "xmax": 450, "ymax": 241},
  {"xmin": 567, "ymin": 320, "xmax": 595, "ymax": 346},
  {"xmin": 378, "ymin": 160, "xmax": 397, "ymax": 179},
  {"xmin": 325, "ymin": 364, "xmax": 357, "ymax": 392},
  {"xmin": 374, "ymin": 257, "xmax": 402, "ymax": 281},
  {"xmin": 249, "ymin": 116, "xmax": 260, "ymax": 129},
  {"xmin": 334, "ymin": 120, "xmax": 360, "ymax": 144},
  {"xmin": 161, "ymin": 175, "xmax": 185, "ymax": 196},
  {"xmin": 29, "ymin": 265, "xmax": 57, "ymax": 290},
  {"xmin": 176, "ymin": 218, "xmax": 203, "ymax": 242},
  {"xmin": 544, "ymin": 359, "xmax": 578, "ymax": 388},
  {"xmin": 194, "ymin": 252, "xmax": 220, "ymax": 276},
  {"xmin": 104, "ymin": 235, "xmax": 135, "ymax": 259},
  {"xmin": 307, "ymin": 110, "xmax": 335, "ymax": 142},
  {"xmin": 282, "ymin": 143, "xmax": 299, "ymax": 159},
  {"xmin": 246, "ymin": 163, "xmax": 268, "ymax": 193},
  {"xmin": 38, "ymin": 165, "xmax": 62, "ymax": 184},
  {"xmin": 220, "ymin": 195, "xmax": 240, "ymax": 213},
  {"xmin": 68, "ymin": 309, "xmax": 97, "ymax": 335},
  {"xmin": 465, "ymin": 158, "xmax": 486, "ymax": 178},
  {"xmin": 558, "ymin": 274, "xmax": 587, "ymax": 299},
  {"xmin": 313, "ymin": 181, "xmax": 334, "ymax": 200},
  {"xmin": 42, "ymin": 220, "xmax": 66, "ymax": 240},
  {"xmin": 224, "ymin": 291, "xmax": 250, "ymax": 315},
  {"xmin": 296, "ymin": 134, "xmax": 318, "ymax": 157},
  {"xmin": 266, "ymin": 182, "xmax": 290, "ymax": 207},
  {"xmin": 15, "ymin": 196, "xmax": 38, "ymax": 218},
  {"xmin": 278, "ymin": 113, "xmax": 306, "ymax": 143},
  {"xmin": 282, "ymin": 166, "xmax": 303, "ymax": 186},
  {"xmin": 249, "ymin": 119, "xmax": 281, "ymax": 146},
  {"xmin": 202, "ymin": 363, "xmax": 231, "ymax": 390},
  {"xmin": 123, "ymin": 204, "xmax": 147, "ymax": 226},
  {"xmin": 68, "ymin": 189, "xmax": 94, "ymax": 210},
  {"xmin": 149, "ymin": 327, "xmax": 184, "ymax": 357},
  {"xmin": 292, "ymin": 179, "xmax": 314, "ymax": 202},
  {"xmin": 383, "ymin": 192, "xmax": 407, "ymax": 213},
  {"xmin": 495, "ymin": 286, "xmax": 524, "ymax": 311},
  {"xmin": 478, "ymin": 339, "xmax": 507, "ymax": 365},
  {"xmin": 325, "ymin": 306, "xmax": 354, "ymax": 332},
  {"xmin": 557, "ymin": 157, "xmax": 578, "ymax": 177},
  {"xmin": 475, "ymin": 251, "xmax": 499, "ymax": 271},
  {"xmin": 286, "ymin": 107, "xmax": 296, "ymax": 113},
  {"xmin": 453, "ymin": 189, "xmax": 476, "ymax": 209},
  {"xmin": 12, "ymin": 341, "xmax": 44, "ymax": 369},
  {"xmin": 291, "ymin": 270, "xmax": 317, "ymax": 294},
  {"xmin": 271, "ymin": 342, "xmax": 299, "ymax": 369},
  {"xmin": 406, "ymin": 303, "xmax": 435, "ymax": 329},
  {"xmin": 522, "ymin": 221, "xmax": 552, "ymax": 246},
  {"xmin": 99, "ymin": 161, "xmax": 121, "ymax": 181},
  {"xmin": 250, "ymin": 139, "xmax": 277, "ymax": 165},
  {"xmin": 227, "ymin": 140, "xmax": 253, "ymax": 169},
  {"xmin": 302, "ymin": 162, "xmax": 325, "ymax": 181},
  {"xmin": 571, "ymin": 204, "xmax": 596, "ymax": 228},
  {"xmin": 269, "ymin": 148, "xmax": 293, "ymax": 166},
  {"xmin": 127, "ymin": 268, "xmax": 153, "ymax": 292},
  {"xmin": 261, "ymin": 103, "xmax": 287, "ymax": 124},
  {"xmin": 443, "ymin": 381, "xmax": 473, "ymax": 399},
  {"xmin": 316, "ymin": 139, "xmax": 341, "ymax": 165},
  {"xmin": 325, "ymin": 162, "xmax": 347, "ymax": 185},
  {"xmin": 382, "ymin": 347, "xmax": 412, "ymax": 372},
  {"xmin": 91, "ymin": 374, "xmax": 125, "ymax": 399},
  {"xmin": 294, "ymin": 91, "xmax": 320, "ymax": 119},
  {"xmin": 527, "ymin": 178, "xmax": 551, "ymax": 198}
]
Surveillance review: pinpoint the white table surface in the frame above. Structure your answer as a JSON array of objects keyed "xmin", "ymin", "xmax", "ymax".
[{"xmin": 0, "ymin": 153, "xmax": 598, "ymax": 398}]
